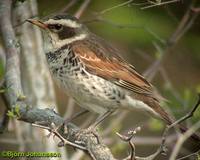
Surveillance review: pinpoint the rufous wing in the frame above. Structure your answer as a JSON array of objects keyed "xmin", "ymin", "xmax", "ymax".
[{"xmin": 72, "ymin": 37, "xmax": 154, "ymax": 97}]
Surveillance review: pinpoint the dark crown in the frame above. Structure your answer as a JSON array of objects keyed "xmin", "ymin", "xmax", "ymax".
[
  {"xmin": 41, "ymin": 14, "xmax": 80, "ymax": 23},
  {"xmin": 52, "ymin": 14, "xmax": 79, "ymax": 21}
]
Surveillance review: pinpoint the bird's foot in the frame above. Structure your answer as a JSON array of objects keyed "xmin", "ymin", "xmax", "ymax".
[
  {"xmin": 46, "ymin": 119, "xmax": 71, "ymax": 138},
  {"xmin": 83, "ymin": 125, "xmax": 100, "ymax": 143}
]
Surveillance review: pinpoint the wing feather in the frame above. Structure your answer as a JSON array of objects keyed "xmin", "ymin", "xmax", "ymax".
[{"xmin": 72, "ymin": 34, "xmax": 154, "ymax": 96}]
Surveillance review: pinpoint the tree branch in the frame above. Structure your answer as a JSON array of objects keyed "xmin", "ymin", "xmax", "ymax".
[
  {"xmin": 0, "ymin": 1, "xmax": 115, "ymax": 159},
  {"xmin": 0, "ymin": 0, "xmax": 23, "ymax": 106},
  {"xmin": 143, "ymin": 2, "xmax": 200, "ymax": 81},
  {"xmin": 169, "ymin": 121, "xmax": 200, "ymax": 160}
]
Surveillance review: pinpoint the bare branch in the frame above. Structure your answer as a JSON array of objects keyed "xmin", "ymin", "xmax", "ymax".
[
  {"xmin": 141, "ymin": 0, "xmax": 181, "ymax": 10},
  {"xmin": 177, "ymin": 150, "xmax": 200, "ymax": 160},
  {"xmin": 158, "ymin": 95, "xmax": 200, "ymax": 159},
  {"xmin": 0, "ymin": 0, "xmax": 24, "ymax": 106},
  {"xmin": 74, "ymin": 0, "xmax": 91, "ymax": 18},
  {"xmin": 169, "ymin": 121, "xmax": 200, "ymax": 160},
  {"xmin": 142, "ymin": 2, "xmax": 200, "ymax": 81},
  {"xmin": 0, "ymin": 1, "xmax": 115, "ymax": 159},
  {"xmin": 84, "ymin": 17, "xmax": 165, "ymax": 44},
  {"xmin": 117, "ymin": 127, "xmax": 166, "ymax": 160},
  {"xmin": 60, "ymin": 0, "xmax": 78, "ymax": 13},
  {"xmin": 99, "ymin": 0, "xmax": 134, "ymax": 15},
  {"xmin": 167, "ymin": 94, "xmax": 200, "ymax": 128}
]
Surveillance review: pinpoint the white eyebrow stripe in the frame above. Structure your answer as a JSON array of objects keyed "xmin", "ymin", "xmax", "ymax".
[
  {"xmin": 46, "ymin": 19, "xmax": 81, "ymax": 28},
  {"xmin": 52, "ymin": 33, "xmax": 87, "ymax": 49}
]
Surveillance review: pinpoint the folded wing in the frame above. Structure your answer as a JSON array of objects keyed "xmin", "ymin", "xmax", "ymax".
[{"xmin": 72, "ymin": 35, "xmax": 154, "ymax": 97}]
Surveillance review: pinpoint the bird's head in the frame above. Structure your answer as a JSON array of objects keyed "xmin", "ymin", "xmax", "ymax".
[{"xmin": 27, "ymin": 15, "xmax": 88, "ymax": 51}]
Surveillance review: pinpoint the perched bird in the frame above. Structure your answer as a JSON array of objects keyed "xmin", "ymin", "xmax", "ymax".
[{"xmin": 27, "ymin": 15, "xmax": 200, "ymax": 141}]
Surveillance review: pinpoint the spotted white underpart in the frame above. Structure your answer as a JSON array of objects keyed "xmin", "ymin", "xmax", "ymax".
[
  {"xmin": 46, "ymin": 46, "xmax": 124, "ymax": 114},
  {"xmin": 45, "ymin": 46, "xmax": 160, "ymax": 118}
]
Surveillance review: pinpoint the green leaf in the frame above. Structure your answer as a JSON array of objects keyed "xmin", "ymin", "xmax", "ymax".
[
  {"xmin": 14, "ymin": 105, "xmax": 21, "ymax": 117},
  {"xmin": 6, "ymin": 105, "xmax": 21, "ymax": 119},
  {"xmin": 7, "ymin": 110, "xmax": 16, "ymax": 118},
  {"xmin": 17, "ymin": 93, "xmax": 26, "ymax": 101}
]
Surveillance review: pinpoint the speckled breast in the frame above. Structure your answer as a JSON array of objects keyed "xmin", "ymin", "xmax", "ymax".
[{"xmin": 45, "ymin": 46, "xmax": 127, "ymax": 114}]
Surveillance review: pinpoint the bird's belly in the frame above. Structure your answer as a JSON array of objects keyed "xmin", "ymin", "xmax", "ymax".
[{"xmin": 53, "ymin": 71, "xmax": 126, "ymax": 114}]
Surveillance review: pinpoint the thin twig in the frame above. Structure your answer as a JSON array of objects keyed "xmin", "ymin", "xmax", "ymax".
[
  {"xmin": 136, "ymin": 47, "xmax": 183, "ymax": 104},
  {"xmin": 99, "ymin": 0, "xmax": 134, "ymax": 15},
  {"xmin": 60, "ymin": 0, "xmax": 78, "ymax": 13},
  {"xmin": 177, "ymin": 150, "xmax": 200, "ymax": 160},
  {"xmin": 118, "ymin": 127, "xmax": 165, "ymax": 160},
  {"xmin": 141, "ymin": 0, "xmax": 181, "ymax": 10},
  {"xmin": 32, "ymin": 122, "xmax": 117, "ymax": 160},
  {"xmin": 168, "ymin": 94, "xmax": 200, "ymax": 128},
  {"xmin": 169, "ymin": 121, "xmax": 200, "ymax": 160},
  {"xmin": 142, "ymin": 2, "xmax": 200, "ymax": 83},
  {"xmin": 168, "ymin": 4, "xmax": 200, "ymax": 45},
  {"xmin": 84, "ymin": 17, "xmax": 166, "ymax": 44},
  {"xmin": 160, "ymin": 94, "xmax": 200, "ymax": 158},
  {"xmin": 74, "ymin": 0, "xmax": 91, "ymax": 18},
  {"xmin": 32, "ymin": 123, "xmax": 87, "ymax": 150}
]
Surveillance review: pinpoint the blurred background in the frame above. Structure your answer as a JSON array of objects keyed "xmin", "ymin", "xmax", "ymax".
[{"xmin": 0, "ymin": 0, "xmax": 200, "ymax": 159}]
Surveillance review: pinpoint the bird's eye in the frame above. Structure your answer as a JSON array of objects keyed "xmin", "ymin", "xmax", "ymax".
[
  {"xmin": 54, "ymin": 24, "xmax": 63, "ymax": 30},
  {"xmin": 48, "ymin": 24, "xmax": 63, "ymax": 31}
]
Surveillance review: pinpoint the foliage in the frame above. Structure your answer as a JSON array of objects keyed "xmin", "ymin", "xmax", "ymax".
[{"xmin": 7, "ymin": 105, "xmax": 21, "ymax": 118}]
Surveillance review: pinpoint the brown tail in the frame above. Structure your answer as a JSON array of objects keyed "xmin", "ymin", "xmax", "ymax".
[
  {"xmin": 141, "ymin": 96, "xmax": 200, "ymax": 143},
  {"xmin": 154, "ymin": 104, "xmax": 200, "ymax": 142}
]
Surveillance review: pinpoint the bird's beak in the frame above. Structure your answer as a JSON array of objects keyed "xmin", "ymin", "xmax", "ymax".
[{"xmin": 26, "ymin": 19, "xmax": 47, "ymax": 30}]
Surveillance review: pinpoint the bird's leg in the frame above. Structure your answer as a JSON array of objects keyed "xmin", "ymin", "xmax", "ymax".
[
  {"xmin": 64, "ymin": 109, "xmax": 89, "ymax": 126},
  {"xmin": 84, "ymin": 111, "xmax": 113, "ymax": 143},
  {"xmin": 89, "ymin": 110, "xmax": 113, "ymax": 130},
  {"xmin": 54, "ymin": 109, "xmax": 89, "ymax": 134}
]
